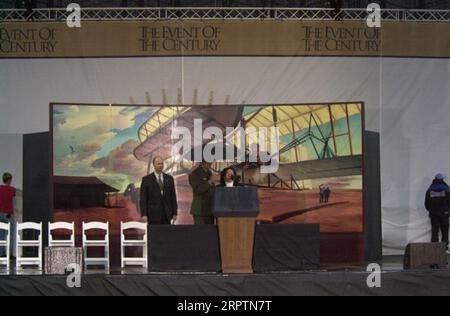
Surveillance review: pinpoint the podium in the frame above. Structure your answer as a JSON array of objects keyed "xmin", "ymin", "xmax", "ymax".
[{"xmin": 213, "ymin": 186, "xmax": 260, "ymax": 274}]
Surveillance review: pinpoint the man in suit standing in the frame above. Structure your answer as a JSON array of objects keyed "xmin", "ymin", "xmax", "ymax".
[
  {"xmin": 189, "ymin": 161, "xmax": 215, "ymax": 224},
  {"xmin": 140, "ymin": 156, "xmax": 178, "ymax": 225}
]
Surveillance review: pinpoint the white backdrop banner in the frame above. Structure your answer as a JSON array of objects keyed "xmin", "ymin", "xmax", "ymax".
[{"xmin": 0, "ymin": 20, "xmax": 449, "ymax": 255}]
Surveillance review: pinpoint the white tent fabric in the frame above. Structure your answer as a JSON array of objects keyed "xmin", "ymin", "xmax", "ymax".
[{"xmin": 0, "ymin": 56, "xmax": 449, "ymax": 254}]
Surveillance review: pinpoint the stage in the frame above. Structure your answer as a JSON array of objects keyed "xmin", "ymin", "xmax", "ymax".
[
  {"xmin": 1, "ymin": 256, "xmax": 450, "ymax": 296},
  {"xmin": 1, "ymin": 2, "xmax": 449, "ymax": 299}
]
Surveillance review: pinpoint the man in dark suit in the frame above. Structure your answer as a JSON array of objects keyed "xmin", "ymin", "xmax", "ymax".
[{"xmin": 140, "ymin": 156, "xmax": 178, "ymax": 225}]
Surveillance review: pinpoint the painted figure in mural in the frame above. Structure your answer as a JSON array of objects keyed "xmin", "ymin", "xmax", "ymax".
[
  {"xmin": 324, "ymin": 186, "xmax": 331, "ymax": 203},
  {"xmin": 319, "ymin": 184, "xmax": 325, "ymax": 203}
]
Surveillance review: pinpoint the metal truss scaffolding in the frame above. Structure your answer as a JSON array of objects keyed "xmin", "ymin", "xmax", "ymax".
[{"xmin": 0, "ymin": 7, "xmax": 449, "ymax": 22}]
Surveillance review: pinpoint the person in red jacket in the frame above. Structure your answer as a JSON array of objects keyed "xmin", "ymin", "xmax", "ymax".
[{"xmin": 0, "ymin": 173, "xmax": 17, "ymax": 258}]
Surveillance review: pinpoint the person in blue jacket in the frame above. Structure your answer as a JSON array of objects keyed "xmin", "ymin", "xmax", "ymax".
[{"xmin": 425, "ymin": 173, "xmax": 450, "ymax": 248}]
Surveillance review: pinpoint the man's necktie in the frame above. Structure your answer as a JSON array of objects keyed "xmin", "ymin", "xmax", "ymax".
[{"xmin": 158, "ymin": 174, "xmax": 164, "ymax": 193}]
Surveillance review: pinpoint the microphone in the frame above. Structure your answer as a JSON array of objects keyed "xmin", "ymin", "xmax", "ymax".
[{"xmin": 232, "ymin": 175, "xmax": 242, "ymax": 183}]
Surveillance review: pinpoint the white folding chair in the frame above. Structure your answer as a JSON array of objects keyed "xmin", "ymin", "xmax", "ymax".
[
  {"xmin": 82, "ymin": 222, "xmax": 109, "ymax": 270},
  {"xmin": 48, "ymin": 222, "xmax": 75, "ymax": 248},
  {"xmin": 0, "ymin": 222, "xmax": 11, "ymax": 269},
  {"xmin": 16, "ymin": 222, "xmax": 42, "ymax": 270},
  {"xmin": 120, "ymin": 221, "xmax": 148, "ymax": 269}
]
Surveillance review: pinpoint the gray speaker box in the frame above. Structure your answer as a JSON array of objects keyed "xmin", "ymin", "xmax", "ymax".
[{"xmin": 404, "ymin": 243, "xmax": 447, "ymax": 269}]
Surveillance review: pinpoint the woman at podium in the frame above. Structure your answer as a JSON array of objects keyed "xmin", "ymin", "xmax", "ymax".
[{"xmin": 218, "ymin": 167, "xmax": 242, "ymax": 188}]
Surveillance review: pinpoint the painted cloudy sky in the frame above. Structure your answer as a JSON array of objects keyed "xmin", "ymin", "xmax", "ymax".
[{"xmin": 53, "ymin": 105, "xmax": 154, "ymax": 192}]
